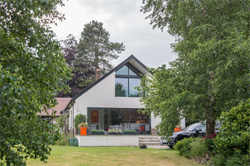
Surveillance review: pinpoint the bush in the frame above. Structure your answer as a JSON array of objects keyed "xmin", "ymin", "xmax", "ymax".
[
  {"xmin": 77, "ymin": 122, "xmax": 88, "ymax": 129},
  {"xmin": 214, "ymin": 100, "xmax": 250, "ymax": 159},
  {"xmin": 91, "ymin": 129, "xmax": 104, "ymax": 134},
  {"xmin": 189, "ymin": 138, "xmax": 207, "ymax": 158},
  {"xmin": 212, "ymin": 154, "xmax": 226, "ymax": 166},
  {"xmin": 74, "ymin": 114, "xmax": 86, "ymax": 129},
  {"xmin": 225, "ymin": 156, "xmax": 250, "ymax": 166},
  {"xmin": 174, "ymin": 137, "xmax": 195, "ymax": 158},
  {"xmin": 202, "ymin": 134, "xmax": 216, "ymax": 155},
  {"xmin": 212, "ymin": 154, "xmax": 250, "ymax": 166},
  {"xmin": 55, "ymin": 134, "xmax": 70, "ymax": 146},
  {"xmin": 123, "ymin": 130, "xmax": 136, "ymax": 133}
]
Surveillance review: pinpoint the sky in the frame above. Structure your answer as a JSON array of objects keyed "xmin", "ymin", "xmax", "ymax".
[{"xmin": 52, "ymin": 0, "xmax": 177, "ymax": 68}]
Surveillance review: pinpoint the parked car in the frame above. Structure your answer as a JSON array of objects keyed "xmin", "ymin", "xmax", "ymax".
[{"xmin": 164, "ymin": 122, "xmax": 221, "ymax": 148}]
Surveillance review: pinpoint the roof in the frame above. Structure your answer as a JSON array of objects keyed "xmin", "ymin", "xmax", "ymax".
[
  {"xmin": 66, "ymin": 55, "xmax": 151, "ymax": 109},
  {"xmin": 37, "ymin": 98, "xmax": 72, "ymax": 117}
]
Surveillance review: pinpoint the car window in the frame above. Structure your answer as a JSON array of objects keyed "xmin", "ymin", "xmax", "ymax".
[
  {"xmin": 184, "ymin": 123, "xmax": 200, "ymax": 131},
  {"xmin": 198, "ymin": 124, "xmax": 206, "ymax": 132}
]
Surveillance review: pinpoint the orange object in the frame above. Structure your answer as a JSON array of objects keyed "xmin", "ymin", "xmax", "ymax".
[
  {"xmin": 139, "ymin": 125, "xmax": 145, "ymax": 132},
  {"xmin": 80, "ymin": 127, "xmax": 87, "ymax": 135},
  {"xmin": 174, "ymin": 127, "xmax": 181, "ymax": 132}
]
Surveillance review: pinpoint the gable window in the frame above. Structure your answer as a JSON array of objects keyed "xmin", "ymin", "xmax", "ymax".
[{"xmin": 115, "ymin": 63, "xmax": 143, "ymax": 97}]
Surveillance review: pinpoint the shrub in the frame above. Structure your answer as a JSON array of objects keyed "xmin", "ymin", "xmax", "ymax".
[
  {"xmin": 91, "ymin": 129, "xmax": 104, "ymax": 134},
  {"xmin": 202, "ymin": 134, "xmax": 216, "ymax": 155},
  {"xmin": 212, "ymin": 154, "xmax": 226, "ymax": 166},
  {"xmin": 174, "ymin": 137, "xmax": 195, "ymax": 158},
  {"xmin": 189, "ymin": 138, "xmax": 207, "ymax": 158},
  {"xmin": 74, "ymin": 114, "xmax": 86, "ymax": 129},
  {"xmin": 77, "ymin": 122, "xmax": 88, "ymax": 129},
  {"xmin": 55, "ymin": 134, "xmax": 70, "ymax": 146},
  {"xmin": 123, "ymin": 130, "xmax": 136, "ymax": 133},
  {"xmin": 214, "ymin": 100, "xmax": 250, "ymax": 159},
  {"xmin": 212, "ymin": 154, "xmax": 250, "ymax": 166},
  {"xmin": 225, "ymin": 156, "xmax": 250, "ymax": 166}
]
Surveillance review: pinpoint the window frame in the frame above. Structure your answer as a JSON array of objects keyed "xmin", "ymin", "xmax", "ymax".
[{"xmin": 115, "ymin": 63, "xmax": 142, "ymax": 97}]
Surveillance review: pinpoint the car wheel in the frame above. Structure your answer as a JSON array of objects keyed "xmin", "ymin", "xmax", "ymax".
[{"xmin": 169, "ymin": 146, "xmax": 173, "ymax": 149}]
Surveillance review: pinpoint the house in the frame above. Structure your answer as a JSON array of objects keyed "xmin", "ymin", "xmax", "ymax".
[
  {"xmin": 37, "ymin": 97, "xmax": 71, "ymax": 124},
  {"xmin": 66, "ymin": 55, "xmax": 184, "ymax": 146}
]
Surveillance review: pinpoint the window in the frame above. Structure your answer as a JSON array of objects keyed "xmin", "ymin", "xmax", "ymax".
[
  {"xmin": 115, "ymin": 63, "xmax": 142, "ymax": 97},
  {"xmin": 87, "ymin": 108, "xmax": 150, "ymax": 134}
]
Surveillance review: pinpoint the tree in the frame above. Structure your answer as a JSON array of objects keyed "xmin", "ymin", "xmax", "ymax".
[
  {"xmin": 58, "ymin": 34, "xmax": 82, "ymax": 97},
  {"xmin": 141, "ymin": 0, "xmax": 250, "ymax": 137},
  {"xmin": 214, "ymin": 100, "xmax": 250, "ymax": 160},
  {"xmin": 0, "ymin": 0, "xmax": 71, "ymax": 165},
  {"xmin": 75, "ymin": 20, "xmax": 125, "ymax": 87}
]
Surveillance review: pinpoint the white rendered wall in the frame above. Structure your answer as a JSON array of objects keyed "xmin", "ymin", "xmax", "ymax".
[
  {"xmin": 151, "ymin": 113, "xmax": 161, "ymax": 129},
  {"xmin": 76, "ymin": 135, "xmax": 139, "ymax": 146},
  {"xmin": 74, "ymin": 72, "xmax": 141, "ymax": 114},
  {"xmin": 69, "ymin": 72, "xmax": 161, "ymax": 131}
]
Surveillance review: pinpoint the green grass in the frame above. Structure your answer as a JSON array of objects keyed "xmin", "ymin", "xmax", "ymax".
[{"xmin": 27, "ymin": 146, "xmax": 203, "ymax": 166}]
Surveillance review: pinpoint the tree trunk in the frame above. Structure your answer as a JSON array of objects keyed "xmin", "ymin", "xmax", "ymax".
[{"xmin": 206, "ymin": 111, "xmax": 215, "ymax": 137}]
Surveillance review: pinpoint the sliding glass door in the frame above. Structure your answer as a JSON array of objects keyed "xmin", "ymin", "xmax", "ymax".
[{"xmin": 88, "ymin": 108, "xmax": 150, "ymax": 134}]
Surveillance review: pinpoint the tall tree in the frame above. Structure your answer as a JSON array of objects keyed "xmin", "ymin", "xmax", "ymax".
[
  {"xmin": 141, "ymin": 0, "xmax": 250, "ymax": 136},
  {"xmin": 75, "ymin": 20, "xmax": 125, "ymax": 87},
  {"xmin": 0, "ymin": 0, "xmax": 71, "ymax": 165},
  {"xmin": 58, "ymin": 34, "xmax": 82, "ymax": 97}
]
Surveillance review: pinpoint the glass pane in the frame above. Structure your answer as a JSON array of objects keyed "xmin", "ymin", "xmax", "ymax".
[
  {"xmin": 130, "ymin": 109, "xmax": 149, "ymax": 134},
  {"xmin": 129, "ymin": 68, "xmax": 137, "ymax": 76},
  {"xmin": 129, "ymin": 78, "xmax": 142, "ymax": 97},
  {"xmin": 87, "ymin": 109, "xmax": 105, "ymax": 134},
  {"xmin": 116, "ymin": 65, "xmax": 128, "ymax": 75},
  {"xmin": 104, "ymin": 109, "xmax": 109, "ymax": 131},
  {"xmin": 115, "ymin": 78, "xmax": 128, "ymax": 97},
  {"xmin": 129, "ymin": 65, "xmax": 140, "ymax": 76}
]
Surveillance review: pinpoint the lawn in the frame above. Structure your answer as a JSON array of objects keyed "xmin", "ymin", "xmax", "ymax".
[{"xmin": 27, "ymin": 146, "xmax": 202, "ymax": 166}]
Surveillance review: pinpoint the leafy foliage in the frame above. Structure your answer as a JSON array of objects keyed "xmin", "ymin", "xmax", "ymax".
[
  {"xmin": 139, "ymin": 66, "xmax": 181, "ymax": 136},
  {"xmin": 189, "ymin": 138, "xmax": 207, "ymax": 158},
  {"xmin": 58, "ymin": 21, "xmax": 125, "ymax": 97},
  {"xmin": 74, "ymin": 114, "xmax": 87, "ymax": 129},
  {"xmin": 202, "ymin": 134, "xmax": 216, "ymax": 155},
  {"xmin": 58, "ymin": 34, "xmax": 81, "ymax": 97},
  {"xmin": 55, "ymin": 134, "xmax": 70, "ymax": 146},
  {"xmin": 141, "ymin": 0, "xmax": 250, "ymax": 137},
  {"xmin": 55, "ymin": 115, "xmax": 69, "ymax": 130},
  {"xmin": 75, "ymin": 20, "xmax": 125, "ymax": 87},
  {"xmin": 0, "ymin": 0, "xmax": 71, "ymax": 165},
  {"xmin": 174, "ymin": 137, "xmax": 195, "ymax": 158},
  {"xmin": 123, "ymin": 130, "xmax": 136, "ymax": 133},
  {"xmin": 175, "ymin": 137, "xmax": 207, "ymax": 158},
  {"xmin": 91, "ymin": 129, "xmax": 105, "ymax": 134},
  {"xmin": 214, "ymin": 100, "xmax": 250, "ymax": 159},
  {"xmin": 212, "ymin": 154, "xmax": 250, "ymax": 166}
]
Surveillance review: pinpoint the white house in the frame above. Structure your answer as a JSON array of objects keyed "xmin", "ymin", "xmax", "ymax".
[{"xmin": 66, "ymin": 55, "xmax": 182, "ymax": 146}]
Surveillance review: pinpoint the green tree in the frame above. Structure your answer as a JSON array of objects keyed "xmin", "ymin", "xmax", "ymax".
[
  {"xmin": 141, "ymin": 0, "xmax": 250, "ymax": 136},
  {"xmin": 0, "ymin": 0, "xmax": 71, "ymax": 165},
  {"xmin": 75, "ymin": 20, "xmax": 125, "ymax": 87},
  {"xmin": 214, "ymin": 100, "xmax": 250, "ymax": 159},
  {"xmin": 74, "ymin": 114, "xmax": 87, "ymax": 129}
]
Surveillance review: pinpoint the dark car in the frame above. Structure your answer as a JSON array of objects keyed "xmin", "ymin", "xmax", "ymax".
[{"xmin": 166, "ymin": 123, "xmax": 221, "ymax": 148}]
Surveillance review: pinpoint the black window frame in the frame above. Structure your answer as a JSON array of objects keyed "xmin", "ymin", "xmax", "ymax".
[{"xmin": 115, "ymin": 63, "xmax": 142, "ymax": 97}]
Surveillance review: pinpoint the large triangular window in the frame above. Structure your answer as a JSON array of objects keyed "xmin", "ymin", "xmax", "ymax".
[
  {"xmin": 115, "ymin": 63, "xmax": 142, "ymax": 76},
  {"xmin": 115, "ymin": 63, "xmax": 143, "ymax": 97}
]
